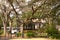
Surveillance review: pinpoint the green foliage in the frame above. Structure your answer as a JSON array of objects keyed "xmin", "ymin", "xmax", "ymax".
[
  {"xmin": 46, "ymin": 26, "xmax": 58, "ymax": 34},
  {"xmin": 0, "ymin": 30, "xmax": 3, "ymax": 35},
  {"xmin": 21, "ymin": 11, "xmax": 32, "ymax": 20},
  {"xmin": 26, "ymin": 31, "xmax": 35, "ymax": 37},
  {"xmin": 46, "ymin": 23, "xmax": 60, "ymax": 38},
  {"xmin": 15, "ymin": 32, "xmax": 21, "ymax": 37},
  {"xmin": 36, "ymin": 33, "xmax": 47, "ymax": 38},
  {"xmin": 49, "ymin": 34, "xmax": 60, "ymax": 39},
  {"xmin": 0, "ymin": 17, "xmax": 3, "ymax": 29}
]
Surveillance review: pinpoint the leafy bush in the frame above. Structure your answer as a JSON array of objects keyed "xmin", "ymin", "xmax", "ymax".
[
  {"xmin": 0, "ymin": 30, "xmax": 3, "ymax": 35},
  {"xmin": 15, "ymin": 32, "xmax": 21, "ymax": 37},
  {"xmin": 26, "ymin": 31, "xmax": 35, "ymax": 37},
  {"xmin": 46, "ymin": 23, "xmax": 60, "ymax": 39},
  {"xmin": 51, "ymin": 34, "xmax": 60, "ymax": 39},
  {"xmin": 37, "ymin": 33, "xmax": 48, "ymax": 38}
]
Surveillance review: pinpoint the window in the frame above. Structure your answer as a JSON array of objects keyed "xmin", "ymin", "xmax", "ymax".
[{"xmin": 23, "ymin": 22, "xmax": 35, "ymax": 30}]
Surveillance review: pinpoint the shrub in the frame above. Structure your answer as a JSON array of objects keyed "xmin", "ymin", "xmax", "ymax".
[
  {"xmin": 46, "ymin": 23, "xmax": 60, "ymax": 39},
  {"xmin": 0, "ymin": 30, "xmax": 3, "ymax": 35},
  {"xmin": 49, "ymin": 34, "xmax": 60, "ymax": 39},
  {"xmin": 15, "ymin": 32, "xmax": 21, "ymax": 37},
  {"xmin": 26, "ymin": 31, "xmax": 35, "ymax": 37},
  {"xmin": 37, "ymin": 33, "xmax": 48, "ymax": 38}
]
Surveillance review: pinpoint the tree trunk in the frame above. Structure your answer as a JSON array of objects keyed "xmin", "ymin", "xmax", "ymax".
[
  {"xmin": 8, "ymin": 0, "xmax": 24, "ymax": 38},
  {"xmin": 9, "ymin": 19, "xmax": 12, "ymax": 38},
  {"xmin": 1, "ymin": 14, "xmax": 7, "ymax": 36},
  {"xmin": 20, "ymin": 24, "xmax": 24, "ymax": 38},
  {"xmin": 3, "ymin": 20, "xmax": 6, "ymax": 36}
]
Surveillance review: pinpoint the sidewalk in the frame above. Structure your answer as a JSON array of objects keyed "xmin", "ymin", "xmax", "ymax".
[{"xmin": 10, "ymin": 38, "xmax": 58, "ymax": 40}]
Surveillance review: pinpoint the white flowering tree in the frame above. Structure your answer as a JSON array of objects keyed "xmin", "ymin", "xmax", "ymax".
[{"xmin": 0, "ymin": 0, "xmax": 60, "ymax": 38}]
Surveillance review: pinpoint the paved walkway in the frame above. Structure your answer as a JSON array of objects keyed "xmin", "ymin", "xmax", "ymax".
[
  {"xmin": 10, "ymin": 38, "xmax": 58, "ymax": 40},
  {"xmin": 0, "ymin": 36, "xmax": 9, "ymax": 40}
]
